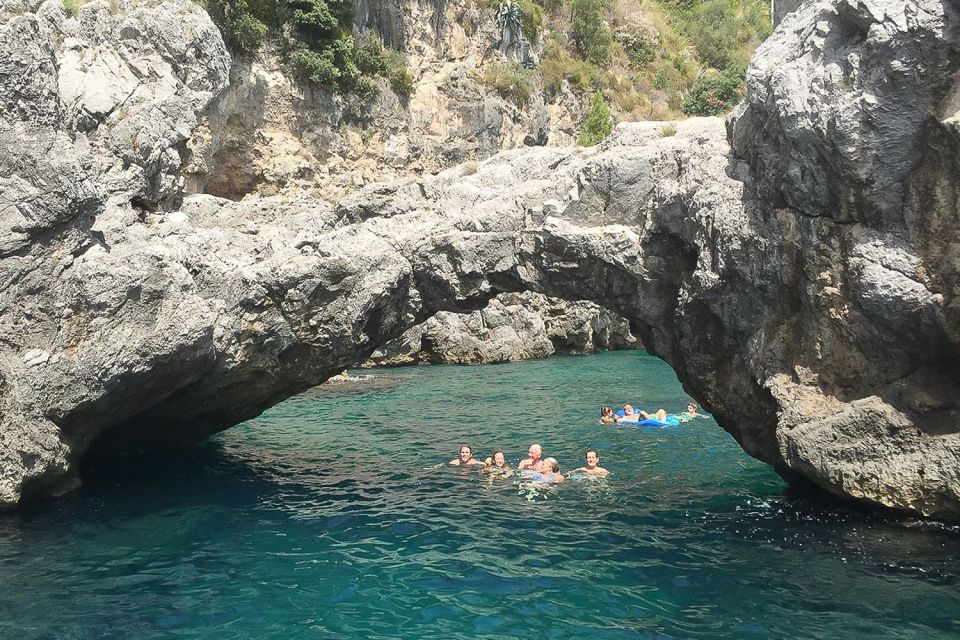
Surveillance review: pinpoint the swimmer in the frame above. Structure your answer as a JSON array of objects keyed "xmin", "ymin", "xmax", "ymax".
[
  {"xmin": 572, "ymin": 449, "xmax": 609, "ymax": 477},
  {"xmin": 539, "ymin": 457, "xmax": 565, "ymax": 483},
  {"xmin": 622, "ymin": 404, "xmax": 650, "ymax": 420},
  {"xmin": 450, "ymin": 444, "xmax": 484, "ymax": 466},
  {"xmin": 600, "ymin": 406, "xmax": 620, "ymax": 424},
  {"xmin": 517, "ymin": 444, "xmax": 545, "ymax": 472},
  {"xmin": 482, "ymin": 450, "xmax": 513, "ymax": 475},
  {"xmin": 623, "ymin": 404, "xmax": 667, "ymax": 422},
  {"xmin": 677, "ymin": 402, "xmax": 704, "ymax": 423}
]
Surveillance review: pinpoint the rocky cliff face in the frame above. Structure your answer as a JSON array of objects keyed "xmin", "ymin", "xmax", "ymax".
[
  {"xmin": 184, "ymin": 0, "xmax": 579, "ymax": 203},
  {"xmin": 2, "ymin": 0, "xmax": 959, "ymax": 520},
  {"xmin": 364, "ymin": 292, "xmax": 636, "ymax": 366}
]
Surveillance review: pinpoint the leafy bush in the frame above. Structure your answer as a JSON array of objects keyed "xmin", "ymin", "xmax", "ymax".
[
  {"xmin": 483, "ymin": 64, "xmax": 534, "ymax": 107},
  {"xmin": 686, "ymin": 0, "xmax": 771, "ymax": 71},
  {"xmin": 517, "ymin": 0, "xmax": 544, "ymax": 42},
  {"xmin": 569, "ymin": 0, "xmax": 612, "ymax": 66},
  {"xmin": 232, "ymin": 13, "xmax": 269, "ymax": 52},
  {"xmin": 578, "ymin": 91, "xmax": 614, "ymax": 146},
  {"xmin": 680, "ymin": 66, "xmax": 744, "ymax": 116},
  {"xmin": 63, "ymin": 0, "xmax": 79, "ymax": 17},
  {"xmin": 384, "ymin": 51, "xmax": 414, "ymax": 96},
  {"xmin": 541, "ymin": 36, "xmax": 602, "ymax": 94},
  {"xmin": 290, "ymin": 48, "xmax": 341, "ymax": 86}
]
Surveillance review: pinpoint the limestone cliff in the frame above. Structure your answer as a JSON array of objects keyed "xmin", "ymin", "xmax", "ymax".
[
  {"xmin": 184, "ymin": 1, "xmax": 578, "ymax": 203},
  {"xmin": 364, "ymin": 292, "xmax": 636, "ymax": 366},
  {"xmin": 2, "ymin": 0, "xmax": 960, "ymax": 521}
]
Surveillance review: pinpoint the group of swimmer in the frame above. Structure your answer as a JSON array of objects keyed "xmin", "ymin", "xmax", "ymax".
[
  {"xmin": 600, "ymin": 402, "xmax": 702, "ymax": 424},
  {"xmin": 447, "ymin": 402, "xmax": 705, "ymax": 485},
  {"xmin": 449, "ymin": 443, "xmax": 608, "ymax": 483}
]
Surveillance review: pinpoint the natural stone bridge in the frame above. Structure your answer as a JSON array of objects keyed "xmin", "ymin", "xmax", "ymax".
[{"xmin": 2, "ymin": 0, "xmax": 959, "ymax": 518}]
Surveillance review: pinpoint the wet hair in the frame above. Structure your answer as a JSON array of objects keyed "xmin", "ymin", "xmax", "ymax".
[
  {"xmin": 585, "ymin": 449, "xmax": 598, "ymax": 459},
  {"xmin": 459, "ymin": 445, "xmax": 473, "ymax": 456},
  {"xmin": 601, "ymin": 406, "xmax": 613, "ymax": 416},
  {"xmin": 543, "ymin": 457, "xmax": 560, "ymax": 473}
]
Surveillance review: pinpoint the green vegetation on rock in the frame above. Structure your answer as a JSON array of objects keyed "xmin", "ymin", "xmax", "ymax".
[
  {"xmin": 681, "ymin": 65, "xmax": 745, "ymax": 116},
  {"xmin": 204, "ymin": 0, "xmax": 411, "ymax": 97},
  {"xmin": 527, "ymin": 0, "xmax": 769, "ymax": 125},
  {"xmin": 577, "ymin": 91, "xmax": 614, "ymax": 146}
]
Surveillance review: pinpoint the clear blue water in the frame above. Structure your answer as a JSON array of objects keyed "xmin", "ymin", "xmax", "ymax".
[{"xmin": 2, "ymin": 351, "xmax": 959, "ymax": 639}]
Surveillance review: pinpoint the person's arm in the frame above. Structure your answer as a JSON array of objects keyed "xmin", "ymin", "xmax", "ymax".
[
  {"xmin": 449, "ymin": 459, "xmax": 460, "ymax": 465},
  {"xmin": 518, "ymin": 459, "xmax": 531, "ymax": 470}
]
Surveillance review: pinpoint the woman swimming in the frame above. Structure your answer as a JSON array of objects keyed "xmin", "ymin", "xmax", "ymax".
[
  {"xmin": 450, "ymin": 445, "xmax": 484, "ymax": 466},
  {"xmin": 538, "ymin": 457, "xmax": 565, "ymax": 483},
  {"xmin": 600, "ymin": 406, "xmax": 620, "ymax": 424},
  {"xmin": 482, "ymin": 450, "xmax": 513, "ymax": 476}
]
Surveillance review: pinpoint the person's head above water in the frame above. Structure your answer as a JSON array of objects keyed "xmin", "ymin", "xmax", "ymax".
[
  {"xmin": 601, "ymin": 406, "xmax": 613, "ymax": 417},
  {"xmin": 527, "ymin": 444, "xmax": 542, "ymax": 461},
  {"xmin": 543, "ymin": 457, "xmax": 560, "ymax": 473},
  {"xmin": 623, "ymin": 404, "xmax": 635, "ymax": 414},
  {"xmin": 459, "ymin": 445, "xmax": 473, "ymax": 462},
  {"xmin": 687, "ymin": 402, "xmax": 698, "ymax": 413},
  {"xmin": 491, "ymin": 451, "xmax": 506, "ymax": 467},
  {"xmin": 584, "ymin": 449, "xmax": 600, "ymax": 469}
]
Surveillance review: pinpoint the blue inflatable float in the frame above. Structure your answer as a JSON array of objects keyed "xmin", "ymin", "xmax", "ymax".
[
  {"xmin": 619, "ymin": 415, "xmax": 681, "ymax": 427},
  {"xmin": 615, "ymin": 405, "xmax": 681, "ymax": 427}
]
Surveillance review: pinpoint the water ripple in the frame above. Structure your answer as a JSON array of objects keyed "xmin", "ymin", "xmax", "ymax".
[{"xmin": 1, "ymin": 353, "xmax": 959, "ymax": 639}]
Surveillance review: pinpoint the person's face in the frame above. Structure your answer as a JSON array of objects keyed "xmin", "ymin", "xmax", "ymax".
[
  {"xmin": 624, "ymin": 405, "xmax": 633, "ymax": 414},
  {"xmin": 585, "ymin": 451, "xmax": 599, "ymax": 468},
  {"xmin": 493, "ymin": 452, "xmax": 505, "ymax": 467},
  {"xmin": 459, "ymin": 447, "xmax": 472, "ymax": 462},
  {"xmin": 528, "ymin": 446, "xmax": 541, "ymax": 461},
  {"xmin": 688, "ymin": 404, "xmax": 696, "ymax": 413}
]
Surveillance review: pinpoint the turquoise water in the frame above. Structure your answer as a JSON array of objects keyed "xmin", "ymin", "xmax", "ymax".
[{"xmin": 2, "ymin": 351, "xmax": 959, "ymax": 639}]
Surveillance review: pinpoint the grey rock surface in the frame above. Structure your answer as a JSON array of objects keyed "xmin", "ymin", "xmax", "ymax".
[
  {"xmin": 364, "ymin": 292, "xmax": 636, "ymax": 366},
  {"xmin": 2, "ymin": 0, "xmax": 960, "ymax": 522}
]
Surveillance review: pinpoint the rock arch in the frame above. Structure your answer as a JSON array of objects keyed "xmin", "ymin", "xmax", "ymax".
[{"xmin": 2, "ymin": 0, "xmax": 959, "ymax": 519}]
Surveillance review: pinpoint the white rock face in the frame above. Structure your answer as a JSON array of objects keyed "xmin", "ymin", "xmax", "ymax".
[{"xmin": 365, "ymin": 292, "xmax": 636, "ymax": 366}]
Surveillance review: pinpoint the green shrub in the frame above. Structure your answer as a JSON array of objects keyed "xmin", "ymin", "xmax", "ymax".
[
  {"xmin": 660, "ymin": 123, "xmax": 677, "ymax": 137},
  {"xmin": 517, "ymin": 0, "xmax": 544, "ymax": 42},
  {"xmin": 290, "ymin": 48, "xmax": 340, "ymax": 86},
  {"xmin": 232, "ymin": 13, "xmax": 269, "ymax": 52},
  {"xmin": 569, "ymin": 0, "xmax": 612, "ymax": 66},
  {"xmin": 482, "ymin": 63, "xmax": 533, "ymax": 107},
  {"xmin": 680, "ymin": 66, "xmax": 745, "ymax": 116},
  {"xmin": 385, "ymin": 51, "xmax": 414, "ymax": 96},
  {"xmin": 63, "ymin": 0, "xmax": 79, "ymax": 17},
  {"xmin": 578, "ymin": 91, "xmax": 614, "ymax": 146},
  {"xmin": 541, "ymin": 36, "xmax": 602, "ymax": 94},
  {"xmin": 686, "ymin": 0, "xmax": 771, "ymax": 71}
]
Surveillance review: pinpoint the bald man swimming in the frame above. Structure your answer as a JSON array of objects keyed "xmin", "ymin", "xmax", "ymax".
[{"xmin": 517, "ymin": 443, "xmax": 545, "ymax": 472}]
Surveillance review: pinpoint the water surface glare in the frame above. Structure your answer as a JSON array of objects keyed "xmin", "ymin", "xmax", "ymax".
[{"xmin": 2, "ymin": 351, "xmax": 960, "ymax": 639}]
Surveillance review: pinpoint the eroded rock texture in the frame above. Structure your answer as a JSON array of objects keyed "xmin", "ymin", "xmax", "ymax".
[
  {"xmin": 2, "ymin": 0, "xmax": 960, "ymax": 520},
  {"xmin": 364, "ymin": 292, "xmax": 636, "ymax": 366}
]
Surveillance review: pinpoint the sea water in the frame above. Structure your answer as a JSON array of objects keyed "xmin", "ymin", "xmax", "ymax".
[{"xmin": 1, "ymin": 351, "xmax": 958, "ymax": 639}]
